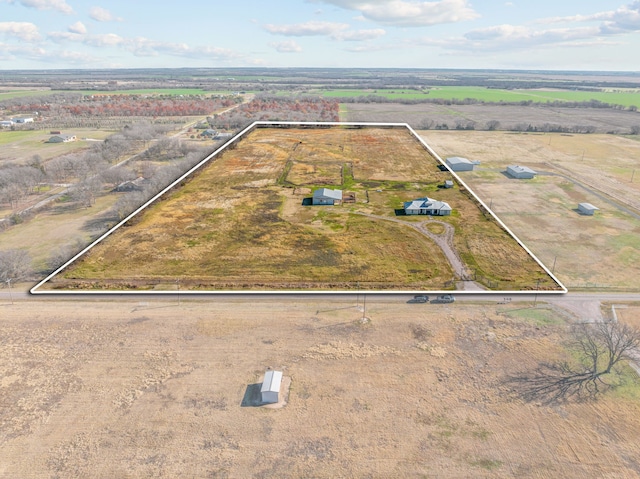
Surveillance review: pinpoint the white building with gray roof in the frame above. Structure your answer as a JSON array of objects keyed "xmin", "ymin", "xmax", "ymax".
[{"xmin": 404, "ymin": 197, "xmax": 452, "ymax": 216}]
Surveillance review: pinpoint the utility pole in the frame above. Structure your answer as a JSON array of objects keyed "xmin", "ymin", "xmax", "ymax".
[
  {"xmin": 6, "ymin": 279, "xmax": 13, "ymax": 305},
  {"xmin": 551, "ymin": 255, "xmax": 557, "ymax": 274},
  {"xmin": 362, "ymin": 294, "xmax": 366, "ymax": 321}
]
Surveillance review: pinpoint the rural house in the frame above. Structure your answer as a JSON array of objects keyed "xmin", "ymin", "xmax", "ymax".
[
  {"xmin": 261, "ymin": 370, "xmax": 283, "ymax": 404},
  {"xmin": 506, "ymin": 165, "xmax": 537, "ymax": 179},
  {"xmin": 445, "ymin": 156, "xmax": 474, "ymax": 171},
  {"xmin": 404, "ymin": 197, "xmax": 452, "ymax": 216},
  {"xmin": 48, "ymin": 134, "xmax": 77, "ymax": 143},
  {"xmin": 312, "ymin": 188, "xmax": 343, "ymax": 205}
]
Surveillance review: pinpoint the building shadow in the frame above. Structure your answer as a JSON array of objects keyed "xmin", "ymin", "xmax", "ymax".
[
  {"xmin": 394, "ymin": 209, "xmax": 406, "ymax": 216},
  {"xmin": 240, "ymin": 383, "xmax": 263, "ymax": 407},
  {"xmin": 301, "ymin": 197, "xmax": 312, "ymax": 206}
]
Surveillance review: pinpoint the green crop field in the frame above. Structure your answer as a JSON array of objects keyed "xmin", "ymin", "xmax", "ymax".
[
  {"xmin": 0, "ymin": 89, "xmax": 54, "ymax": 101},
  {"xmin": 318, "ymin": 86, "xmax": 640, "ymax": 108}
]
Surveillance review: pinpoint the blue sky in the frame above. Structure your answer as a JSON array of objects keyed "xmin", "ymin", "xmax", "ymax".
[{"xmin": 0, "ymin": 0, "xmax": 639, "ymax": 71}]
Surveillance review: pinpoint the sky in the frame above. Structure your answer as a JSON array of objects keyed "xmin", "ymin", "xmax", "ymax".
[{"xmin": 0, "ymin": 0, "xmax": 639, "ymax": 71}]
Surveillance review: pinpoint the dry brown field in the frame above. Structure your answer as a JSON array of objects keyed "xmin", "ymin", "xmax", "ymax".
[
  {"xmin": 1, "ymin": 297, "xmax": 639, "ymax": 478},
  {"xmin": 421, "ymin": 131, "xmax": 640, "ymax": 291},
  {"xmin": 41, "ymin": 126, "xmax": 559, "ymax": 292}
]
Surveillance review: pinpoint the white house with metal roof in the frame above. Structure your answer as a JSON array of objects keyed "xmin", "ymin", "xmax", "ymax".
[
  {"xmin": 261, "ymin": 370, "xmax": 283, "ymax": 404},
  {"xmin": 312, "ymin": 188, "xmax": 342, "ymax": 205},
  {"xmin": 506, "ymin": 165, "xmax": 537, "ymax": 179},
  {"xmin": 404, "ymin": 197, "xmax": 452, "ymax": 216},
  {"xmin": 48, "ymin": 134, "xmax": 77, "ymax": 143},
  {"xmin": 446, "ymin": 156, "xmax": 474, "ymax": 171}
]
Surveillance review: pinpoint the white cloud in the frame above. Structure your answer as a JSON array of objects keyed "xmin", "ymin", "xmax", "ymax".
[
  {"xmin": 269, "ymin": 40, "xmax": 303, "ymax": 53},
  {"xmin": 68, "ymin": 21, "xmax": 87, "ymax": 34},
  {"xmin": 333, "ymin": 28, "xmax": 385, "ymax": 41},
  {"xmin": 48, "ymin": 30, "xmax": 125, "ymax": 47},
  {"xmin": 89, "ymin": 6, "xmax": 123, "ymax": 22},
  {"xmin": 417, "ymin": 1, "xmax": 640, "ymax": 54},
  {"xmin": 264, "ymin": 21, "xmax": 349, "ymax": 36},
  {"xmin": 6, "ymin": 0, "xmax": 74, "ymax": 14},
  {"xmin": 264, "ymin": 21, "xmax": 385, "ymax": 41},
  {"xmin": 312, "ymin": 0, "xmax": 479, "ymax": 27},
  {"xmin": 0, "ymin": 42, "xmax": 46, "ymax": 61},
  {"xmin": 0, "ymin": 22, "xmax": 40, "ymax": 41}
]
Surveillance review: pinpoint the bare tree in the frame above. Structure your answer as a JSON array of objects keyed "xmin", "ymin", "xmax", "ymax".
[
  {"xmin": 485, "ymin": 120, "xmax": 501, "ymax": 131},
  {"xmin": 510, "ymin": 321, "xmax": 640, "ymax": 403},
  {"xmin": 631, "ymin": 125, "xmax": 640, "ymax": 135},
  {"xmin": 0, "ymin": 249, "xmax": 32, "ymax": 283}
]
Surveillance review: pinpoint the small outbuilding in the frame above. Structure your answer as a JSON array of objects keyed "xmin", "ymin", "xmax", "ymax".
[
  {"xmin": 444, "ymin": 180, "xmax": 454, "ymax": 189},
  {"xmin": 578, "ymin": 202, "xmax": 599, "ymax": 216},
  {"xmin": 261, "ymin": 370, "xmax": 283, "ymax": 404},
  {"xmin": 446, "ymin": 157, "xmax": 474, "ymax": 172},
  {"xmin": 312, "ymin": 188, "xmax": 342, "ymax": 205},
  {"xmin": 0, "ymin": 120, "xmax": 14, "ymax": 128},
  {"xmin": 506, "ymin": 165, "xmax": 537, "ymax": 179}
]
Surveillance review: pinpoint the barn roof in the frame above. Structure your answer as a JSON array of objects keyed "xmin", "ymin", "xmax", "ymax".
[
  {"xmin": 261, "ymin": 370, "xmax": 282, "ymax": 394},
  {"xmin": 313, "ymin": 188, "xmax": 343, "ymax": 200}
]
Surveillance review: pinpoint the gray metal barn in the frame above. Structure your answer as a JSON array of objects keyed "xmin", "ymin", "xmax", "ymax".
[
  {"xmin": 445, "ymin": 157, "xmax": 474, "ymax": 171},
  {"xmin": 312, "ymin": 188, "xmax": 343, "ymax": 205},
  {"xmin": 578, "ymin": 203, "xmax": 599, "ymax": 215},
  {"xmin": 506, "ymin": 165, "xmax": 537, "ymax": 179}
]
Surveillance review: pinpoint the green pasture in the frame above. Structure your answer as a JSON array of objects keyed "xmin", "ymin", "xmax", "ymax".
[
  {"xmin": 0, "ymin": 90, "xmax": 54, "ymax": 101},
  {"xmin": 319, "ymin": 86, "xmax": 640, "ymax": 108}
]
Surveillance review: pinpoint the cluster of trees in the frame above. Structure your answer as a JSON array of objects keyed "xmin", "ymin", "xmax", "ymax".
[
  {"xmin": 60, "ymin": 94, "xmax": 240, "ymax": 117},
  {"xmin": 209, "ymin": 95, "xmax": 339, "ymax": 131},
  {"xmin": 0, "ymin": 123, "xmax": 172, "ymax": 216}
]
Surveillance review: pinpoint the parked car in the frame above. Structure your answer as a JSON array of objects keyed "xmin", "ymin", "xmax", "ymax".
[
  {"xmin": 431, "ymin": 294, "xmax": 455, "ymax": 304},
  {"xmin": 407, "ymin": 295, "xmax": 429, "ymax": 303}
]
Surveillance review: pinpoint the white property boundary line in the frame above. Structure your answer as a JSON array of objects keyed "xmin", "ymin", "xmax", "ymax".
[{"xmin": 31, "ymin": 121, "xmax": 567, "ymax": 295}]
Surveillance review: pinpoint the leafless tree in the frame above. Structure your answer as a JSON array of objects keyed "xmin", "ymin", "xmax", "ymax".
[
  {"xmin": 631, "ymin": 125, "xmax": 640, "ymax": 135},
  {"xmin": 510, "ymin": 321, "xmax": 640, "ymax": 403},
  {"xmin": 69, "ymin": 177, "xmax": 103, "ymax": 208},
  {"xmin": 0, "ymin": 249, "xmax": 32, "ymax": 282},
  {"xmin": 485, "ymin": 120, "xmax": 500, "ymax": 131}
]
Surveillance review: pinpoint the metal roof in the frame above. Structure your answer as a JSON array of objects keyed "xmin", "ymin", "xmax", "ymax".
[
  {"xmin": 261, "ymin": 370, "xmax": 283, "ymax": 393},
  {"xmin": 446, "ymin": 156, "xmax": 472, "ymax": 165},
  {"xmin": 313, "ymin": 188, "xmax": 343, "ymax": 200},
  {"xmin": 507, "ymin": 165, "xmax": 537, "ymax": 174}
]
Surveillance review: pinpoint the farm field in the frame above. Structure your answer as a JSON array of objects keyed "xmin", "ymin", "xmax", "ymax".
[
  {"xmin": 421, "ymin": 131, "xmax": 640, "ymax": 291},
  {"xmin": 1, "ymin": 297, "xmax": 639, "ymax": 478},
  {"xmin": 38, "ymin": 125, "xmax": 560, "ymax": 292},
  {"xmin": 342, "ymin": 102, "xmax": 640, "ymax": 134},
  {"xmin": 319, "ymin": 86, "xmax": 640, "ymax": 108}
]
